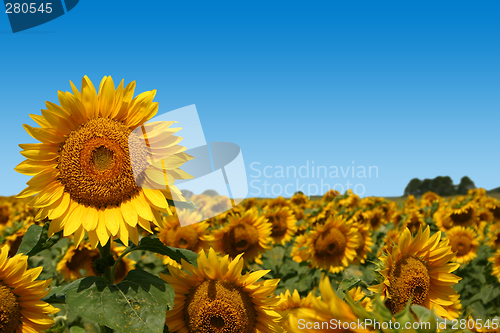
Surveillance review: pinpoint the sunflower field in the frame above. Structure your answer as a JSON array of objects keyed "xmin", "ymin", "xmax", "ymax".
[{"xmin": 2, "ymin": 76, "xmax": 500, "ymax": 333}]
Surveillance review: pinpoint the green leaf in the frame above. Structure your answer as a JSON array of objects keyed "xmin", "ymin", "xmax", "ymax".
[
  {"xmin": 69, "ymin": 327, "xmax": 86, "ymax": 333},
  {"xmin": 16, "ymin": 223, "xmax": 62, "ymax": 257},
  {"xmin": 167, "ymin": 198, "xmax": 197, "ymax": 210},
  {"xmin": 65, "ymin": 270, "xmax": 175, "ymax": 333},
  {"xmin": 340, "ymin": 276, "xmax": 361, "ymax": 291},
  {"xmin": 128, "ymin": 236, "xmax": 198, "ymax": 267}
]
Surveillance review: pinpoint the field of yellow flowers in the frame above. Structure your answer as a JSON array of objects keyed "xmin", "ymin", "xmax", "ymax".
[
  {"xmin": 2, "ymin": 76, "xmax": 499, "ymax": 333},
  {"xmin": 2, "ymin": 188, "xmax": 500, "ymax": 333}
]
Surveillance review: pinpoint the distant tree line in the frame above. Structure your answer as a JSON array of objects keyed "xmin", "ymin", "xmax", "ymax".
[{"xmin": 403, "ymin": 176, "xmax": 476, "ymax": 196}]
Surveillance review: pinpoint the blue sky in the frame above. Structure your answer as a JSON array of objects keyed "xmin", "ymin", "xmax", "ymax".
[{"xmin": 0, "ymin": 0, "xmax": 499, "ymax": 198}]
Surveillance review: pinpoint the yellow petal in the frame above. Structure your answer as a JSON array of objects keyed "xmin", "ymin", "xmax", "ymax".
[
  {"xmin": 120, "ymin": 200, "xmax": 138, "ymax": 227},
  {"xmin": 99, "ymin": 76, "xmax": 115, "ymax": 118},
  {"xmin": 23, "ymin": 124, "xmax": 63, "ymax": 144},
  {"xmin": 104, "ymin": 206, "xmax": 120, "ymax": 236}
]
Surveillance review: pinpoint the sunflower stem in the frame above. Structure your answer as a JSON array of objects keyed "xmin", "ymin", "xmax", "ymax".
[
  {"xmin": 97, "ymin": 242, "xmax": 114, "ymax": 333},
  {"xmin": 98, "ymin": 241, "xmax": 114, "ymax": 284},
  {"xmin": 110, "ymin": 246, "xmax": 133, "ymax": 282}
]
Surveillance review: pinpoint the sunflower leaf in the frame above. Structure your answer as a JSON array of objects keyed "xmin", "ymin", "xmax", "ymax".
[
  {"xmin": 127, "ymin": 236, "xmax": 198, "ymax": 267},
  {"xmin": 65, "ymin": 270, "xmax": 175, "ymax": 333},
  {"xmin": 167, "ymin": 198, "xmax": 197, "ymax": 210},
  {"xmin": 16, "ymin": 222, "xmax": 63, "ymax": 257}
]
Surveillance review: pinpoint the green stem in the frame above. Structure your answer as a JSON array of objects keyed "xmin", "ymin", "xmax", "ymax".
[
  {"xmin": 98, "ymin": 241, "xmax": 113, "ymax": 283},
  {"xmin": 97, "ymin": 242, "xmax": 114, "ymax": 333},
  {"xmin": 110, "ymin": 247, "xmax": 133, "ymax": 282}
]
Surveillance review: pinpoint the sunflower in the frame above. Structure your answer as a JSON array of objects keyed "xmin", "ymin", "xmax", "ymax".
[
  {"xmin": 0, "ymin": 204, "xmax": 12, "ymax": 230},
  {"xmin": 212, "ymin": 207, "xmax": 272, "ymax": 265},
  {"xmin": 485, "ymin": 199, "xmax": 500, "ymax": 222},
  {"xmin": 336, "ymin": 190, "xmax": 360, "ymax": 209},
  {"xmin": 487, "ymin": 222, "xmax": 500, "ymax": 250},
  {"xmin": 198, "ymin": 195, "xmax": 234, "ymax": 220},
  {"xmin": 348, "ymin": 286, "xmax": 373, "ymax": 312},
  {"xmin": 57, "ymin": 243, "xmax": 97, "ymax": 281},
  {"xmin": 389, "ymin": 208, "xmax": 404, "ymax": 228},
  {"xmin": 420, "ymin": 191, "xmax": 442, "ymax": 208},
  {"xmin": 352, "ymin": 222, "xmax": 373, "ymax": 264},
  {"xmin": 365, "ymin": 207, "xmax": 387, "ymax": 230},
  {"xmin": 404, "ymin": 195, "xmax": 418, "ymax": 208},
  {"xmin": 433, "ymin": 206, "xmax": 455, "ymax": 232},
  {"xmin": 402, "ymin": 208, "xmax": 426, "ymax": 235},
  {"xmin": 160, "ymin": 248, "xmax": 282, "ymax": 333},
  {"xmin": 444, "ymin": 226, "xmax": 480, "ymax": 264},
  {"xmin": 264, "ymin": 196, "xmax": 290, "ymax": 210},
  {"xmin": 290, "ymin": 192, "xmax": 308, "ymax": 208},
  {"xmin": 378, "ymin": 228, "xmax": 400, "ymax": 256},
  {"xmin": 291, "ymin": 215, "xmax": 358, "ymax": 274},
  {"xmin": 308, "ymin": 202, "xmax": 335, "ymax": 227},
  {"xmin": 15, "ymin": 76, "xmax": 193, "ymax": 248},
  {"xmin": 57, "ymin": 241, "xmax": 135, "ymax": 283},
  {"xmin": 289, "ymin": 276, "xmax": 370, "ymax": 333},
  {"xmin": 322, "ymin": 189, "xmax": 340, "ymax": 203},
  {"xmin": 448, "ymin": 200, "xmax": 478, "ymax": 227},
  {"xmin": 241, "ymin": 198, "xmax": 259, "ymax": 210},
  {"xmin": 0, "ymin": 245, "xmax": 59, "ymax": 332},
  {"xmin": 490, "ymin": 249, "xmax": 500, "ymax": 283},
  {"xmin": 276, "ymin": 290, "xmax": 317, "ymax": 333},
  {"xmin": 290, "ymin": 204, "xmax": 305, "ymax": 223},
  {"xmin": 264, "ymin": 207, "xmax": 297, "ymax": 245},
  {"xmin": 369, "ymin": 226, "xmax": 461, "ymax": 319},
  {"xmin": 157, "ymin": 209, "xmax": 213, "ymax": 268},
  {"xmin": 348, "ymin": 209, "xmax": 370, "ymax": 226}
]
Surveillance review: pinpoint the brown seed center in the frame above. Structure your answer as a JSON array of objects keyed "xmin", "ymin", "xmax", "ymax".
[
  {"xmin": 451, "ymin": 235, "xmax": 472, "ymax": 256},
  {"xmin": 184, "ymin": 280, "xmax": 257, "ymax": 333},
  {"xmin": 0, "ymin": 205, "xmax": 10, "ymax": 225},
  {"xmin": 387, "ymin": 256, "xmax": 430, "ymax": 314},
  {"xmin": 222, "ymin": 223, "xmax": 260, "ymax": 258},
  {"xmin": 268, "ymin": 214, "xmax": 288, "ymax": 238},
  {"xmin": 450, "ymin": 208, "xmax": 474, "ymax": 226},
  {"xmin": 163, "ymin": 225, "xmax": 200, "ymax": 251},
  {"xmin": 0, "ymin": 283, "xmax": 22, "ymax": 333},
  {"xmin": 58, "ymin": 118, "xmax": 149, "ymax": 207},
  {"xmin": 314, "ymin": 226, "xmax": 347, "ymax": 258}
]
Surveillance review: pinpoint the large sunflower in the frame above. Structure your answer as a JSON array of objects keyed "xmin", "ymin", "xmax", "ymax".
[
  {"xmin": 291, "ymin": 215, "xmax": 358, "ymax": 274},
  {"xmin": 212, "ymin": 207, "xmax": 272, "ymax": 265},
  {"xmin": 15, "ymin": 76, "xmax": 193, "ymax": 248},
  {"xmin": 445, "ymin": 226, "xmax": 480, "ymax": 264},
  {"xmin": 0, "ymin": 246, "xmax": 59, "ymax": 332},
  {"xmin": 369, "ymin": 226, "xmax": 461, "ymax": 319},
  {"xmin": 160, "ymin": 248, "xmax": 282, "ymax": 333}
]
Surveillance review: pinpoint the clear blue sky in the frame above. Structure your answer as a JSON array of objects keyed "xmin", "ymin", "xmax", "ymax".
[{"xmin": 1, "ymin": 0, "xmax": 499, "ymax": 198}]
